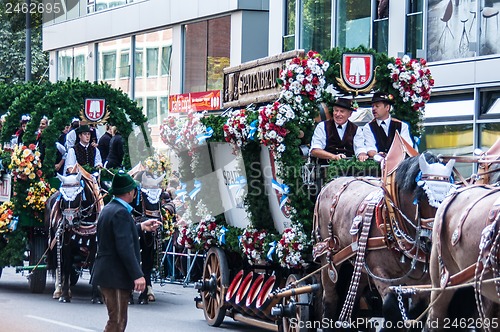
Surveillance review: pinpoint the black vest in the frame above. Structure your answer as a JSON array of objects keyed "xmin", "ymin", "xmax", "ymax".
[
  {"xmin": 368, "ymin": 119, "xmax": 402, "ymax": 153},
  {"xmin": 324, "ymin": 120, "xmax": 357, "ymax": 157},
  {"xmin": 74, "ymin": 143, "xmax": 96, "ymax": 168}
]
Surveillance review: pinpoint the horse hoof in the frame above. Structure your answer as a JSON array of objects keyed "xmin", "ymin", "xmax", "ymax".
[
  {"xmin": 91, "ymin": 298, "xmax": 103, "ymax": 304},
  {"xmin": 59, "ymin": 296, "xmax": 71, "ymax": 303},
  {"xmin": 139, "ymin": 298, "xmax": 148, "ymax": 305},
  {"xmin": 147, "ymin": 294, "xmax": 155, "ymax": 302},
  {"xmin": 128, "ymin": 299, "xmax": 134, "ymax": 305}
]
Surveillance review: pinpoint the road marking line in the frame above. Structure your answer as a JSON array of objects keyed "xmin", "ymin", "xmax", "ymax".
[{"xmin": 26, "ymin": 315, "xmax": 96, "ymax": 332}]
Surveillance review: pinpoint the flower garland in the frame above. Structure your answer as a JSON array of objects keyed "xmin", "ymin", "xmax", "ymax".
[
  {"xmin": 240, "ymin": 225, "xmax": 270, "ymax": 265},
  {"xmin": 24, "ymin": 179, "xmax": 56, "ymax": 214},
  {"xmin": 161, "ymin": 206, "xmax": 176, "ymax": 241},
  {"xmin": 257, "ymin": 101, "xmax": 295, "ymax": 160},
  {"xmin": 279, "ymin": 50, "xmax": 329, "ymax": 110},
  {"xmin": 176, "ymin": 215, "xmax": 230, "ymax": 252},
  {"xmin": 388, "ymin": 55, "xmax": 434, "ymax": 114},
  {"xmin": 222, "ymin": 108, "xmax": 259, "ymax": 151},
  {"xmin": 0, "ymin": 201, "xmax": 14, "ymax": 233},
  {"xmin": 276, "ymin": 225, "xmax": 310, "ymax": 269},
  {"xmin": 159, "ymin": 109, "xmax": 207, "ymax": 156},
  {"xmin": 9, "ymin": 144, "xmax": 42, "ymax": 181}
]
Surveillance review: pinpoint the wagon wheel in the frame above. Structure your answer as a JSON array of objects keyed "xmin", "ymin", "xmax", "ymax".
[
  {"xmin": 281, "ymin": 274, "xmax": 315, "ymax": 332},
  {"xmin": 201, "ymin": 247, "xmax": 229, "ymax": 327},
  {"xmin": 28, "ymin": 232, "xmax": 47, "ymax": 293}
]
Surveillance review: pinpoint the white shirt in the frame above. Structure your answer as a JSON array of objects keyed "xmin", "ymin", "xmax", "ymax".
[
  {"xmin": 362, "ymin": 115, "xmax": 413, "ymax": 153},
  {"xmin": 310, "ymin": 121, "xmax": 366, "ymax": 156},
  {"xmin": 64, "ymin": 142, "xmax": 103, "ymax": 175},
  {"xmin": 65, "ymin": 129, "xmax": 77, "ymax": 150}
]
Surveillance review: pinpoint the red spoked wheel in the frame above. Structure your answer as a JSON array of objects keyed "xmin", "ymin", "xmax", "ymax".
[{"xmin": 201, "ymin": 247, "xmax": 229, "ymax": 326}]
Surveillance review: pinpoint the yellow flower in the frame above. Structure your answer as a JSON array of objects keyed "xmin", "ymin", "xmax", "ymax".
[{"xmin": 28, "ymin": 173, "xmax": 35, "ymax": 180}]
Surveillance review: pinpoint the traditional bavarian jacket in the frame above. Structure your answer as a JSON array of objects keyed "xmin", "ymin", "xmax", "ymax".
[{"xmin": 363, "ymin": 116, "xmax": 412, "ymax": 154}]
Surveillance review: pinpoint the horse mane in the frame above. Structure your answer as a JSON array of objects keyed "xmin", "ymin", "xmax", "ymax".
[
  {"xmin": 395, "ymin": 152, "xmax": 439, "ymax": 200},
  {"xmin": 489, "ymin": 162, "xmax": 500, "ymax": 185}
]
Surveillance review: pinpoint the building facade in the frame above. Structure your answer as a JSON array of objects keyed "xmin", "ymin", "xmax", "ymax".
[{"xmin": 43, "ymin": 0, "xmax": 500, "ymax": 175}]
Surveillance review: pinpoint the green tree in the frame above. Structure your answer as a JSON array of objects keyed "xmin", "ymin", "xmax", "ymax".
[{"xmin": 0, "ymin": 0, "xmax": 48, "ymax": 83}]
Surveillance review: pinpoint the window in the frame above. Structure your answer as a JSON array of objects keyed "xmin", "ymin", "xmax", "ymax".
[
  {"xmin": 161, "ymin": 46, "xmax": 172, "ymax": 76},
  {"xmin": 135, "ymin": 29, "xmax": 173, "ymax": 122},
  {"xmin": 119, "ymin": 49, "xmax": 130, "ymax": 78},
  {"xmin": 97, "ymin": 37, "xmax": 132, "ymax": 95},
  {"xmin": 160, "ymin": 96, "xmax": 169, "ymax": 117},
  {"xmin": 135, "ymin": 49, "xmax": 143, "ymax": 78},
  {"xmin": 301, "ymin": 0, "xmax": 332, "ymax": 53},
  {"xmin": 74, "ymin": 54, "xmax": 86, "ymax": 80},
  {"xmin": 58, "ymin": 49, "xmax": 73, "ymax": 81},
  {"xmin": 102, "ymin": 52, "xmax": 117, "ymax": 80},
  {"xmin": 479, "ymin": 89, "xmax": 500, "ymax": 149},
  {"xmin": 283, "ymin": 0, "xmax": 296, "ymax": 52},
  {"xmin": 146, "ymin": 48, "xmax": 159, "ymax": 77},
  {"xmin": 146, "ymin": 97, "xmax": 158, "ymax": 124},
  {"xmin": 336, "ymin": 0, "xmax": 371, "ymax": 49},
  {"xmin": 184, "ymin": 16, "xmax": 230, "ymax": 93},
  {"xmin": 57, "ymin": 45, "xmax": 88, "ymax": 81},
  {"xmin": 373, "ymin": 0, "xmax": 389, "ymax": 53},
  {"xmin": 405, "ymin": 0, "xmax": 423, "ymax": 58}
]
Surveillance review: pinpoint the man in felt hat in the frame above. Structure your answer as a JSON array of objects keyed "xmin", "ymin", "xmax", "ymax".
[
  {"xmin": 64, "ymin": 124, "xmax": 103, "ymax": 174},
  {"xmin": 359, "ymin": 91, "xmax": 413, "ymax": 159},
  {"xmin": 91, "ymin": 171, "xmax": 161, "ymax": 332},
  {"xmin": 310, "ymin": 97, "xmax": 367, "ymax": 163}
]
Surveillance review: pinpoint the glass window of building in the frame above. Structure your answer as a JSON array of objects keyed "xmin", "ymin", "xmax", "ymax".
[
  {"xmin": 135, "ymin": 29, "xmax": 173, "ymax": 124},
  {"xmin": 479, "ymin": 89, "xmax": 500, "ymax": 149},
  {"xmin": 373, "ymin": 0, "xmax": 389, "ymax": 53},
  {"xmin": 427, "ymin": 0, "xmax": 478, "ymax": 62},
  {"xmin": 283, "ymin": 0, "xmax": 297, "ymax": 52},
  {"xmin": 88, "ymin": 0, "xmax": 144, "ymax": 14},
  {"xmin": 301, "ymin": 0, "xmax": 332, "ymax": 53},
  {"xmin": 57, "ymin": 45, "xmax": 87, "ymax": 81},
  {"xmin": 97, "ymin": 37, "xmax": 132, "ymax": 95},
  {"xmin": 58, "ymin": 49, "xmax": 73, "ymax": 81},
  {"xmin": 119, "ymin": 49, "xmax": 130, "ymax": 78},
  {"xmin": 421, "ymin": 93, "xmax": 475, "ymax": 176},
  {"xmin": 336, "ymin": 0, "xmax": 371, "ymax": 49},
  {"xmin": 161, "ymin": 46, "xmax": 172, "ymax": 76},
  {"xmin": 184, "ymin": 16, "xmax": 230, "ymax": 93},
  {"xmin": 102, "ymin": 52, "xmax": 116, "ymax": 80},
  {"xmin": 406, "ymin": 0, "xmax": 423, "ymax": 58},
  {"xmin": 146, "ymin": 97, "xmax": 158, "ymax": 125},
  {"xmin": 146, "ymin": 48, "xmax": 159, "ymax": 77}
]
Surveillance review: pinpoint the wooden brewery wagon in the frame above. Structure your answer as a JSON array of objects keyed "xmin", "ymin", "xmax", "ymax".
[
  {"xmin": 193, "ymin": 141, "xmax": 323, "ymax": 331},
  {"xmin": 0, "ymin": 160, "xmax": 57, "ymax": 294}
]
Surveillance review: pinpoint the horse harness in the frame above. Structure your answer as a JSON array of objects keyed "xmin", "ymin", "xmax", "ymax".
[{"xmin": 434, "ymin": 185, "xmax": 500, "ymax": 289}]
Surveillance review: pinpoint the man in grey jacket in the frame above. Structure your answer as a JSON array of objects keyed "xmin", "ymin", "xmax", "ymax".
[{"xmin": 91, "ymin": 171, "xmax": 160, "ymax": 332}]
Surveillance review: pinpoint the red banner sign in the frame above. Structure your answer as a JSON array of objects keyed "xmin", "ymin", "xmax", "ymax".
[{"xmin": 169, "ymin": 90, "xmax": 221, "ymax": 113}]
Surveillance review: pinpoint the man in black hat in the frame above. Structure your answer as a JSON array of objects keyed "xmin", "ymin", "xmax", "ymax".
[
  {"xmin": 359, "ymin": 91, "xmax": 413, "ymax": 159},
  {"xmin": 310, "ymin": 97, "xmax": 367, "ymax": 163},
  {"xmin": 64, "ymin": 124, "xmax": 103, "ymax": 174},
  {"xmin": 91, "ymin": 171, "xmax": 161, "ymax": 332}
]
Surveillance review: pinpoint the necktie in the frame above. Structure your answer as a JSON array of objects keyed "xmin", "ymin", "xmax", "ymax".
[
  {"xmin": 337, "ymin": 125, "xmax": 342, "ymax": 129},
  {"xmin": 380, "ymin": 121, "xmax": 385, "ymax": 126}
]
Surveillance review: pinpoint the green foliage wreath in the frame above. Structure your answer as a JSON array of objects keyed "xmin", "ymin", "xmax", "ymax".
[{"xmin": 322, "ymin": 45, "xmax": 428, "ymax": 138}]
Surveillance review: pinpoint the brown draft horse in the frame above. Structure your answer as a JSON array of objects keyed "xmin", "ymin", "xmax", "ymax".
[
  {"xmin": 426, "ymin": 184, "xmax": 500, "ymax": 331},
  {"xmin": 313, "ymin": 135, "xmax": 456, "ymax": 331},
  {"xmin": 45, "ymin": 164, "xmax": 103, "ymax": 303}
]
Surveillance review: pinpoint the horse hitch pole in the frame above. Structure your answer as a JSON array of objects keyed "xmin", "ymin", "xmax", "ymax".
[{"xmin": 269, "ymin": 283, "xmax": 320, "ymax": 302}]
